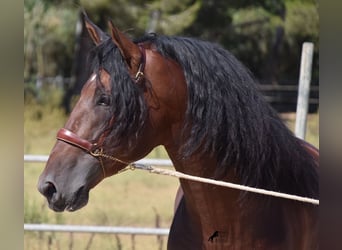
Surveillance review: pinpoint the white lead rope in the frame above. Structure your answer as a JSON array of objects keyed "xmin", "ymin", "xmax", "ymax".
[{"xmin": 128, "ymin": 163, "xmax": 319, "ymax": 205}]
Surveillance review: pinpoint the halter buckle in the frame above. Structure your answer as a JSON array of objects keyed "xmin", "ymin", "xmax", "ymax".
[
  {"xmin": 134, "ymin": 45, "xmax": 146, "ymax": 83},
  {"xmin": 135, "ymin": 70, "xmax": 144, "ymax": 82}
]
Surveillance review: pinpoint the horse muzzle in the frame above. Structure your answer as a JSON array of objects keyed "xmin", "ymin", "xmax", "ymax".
[{"xmin": 38, "ymin": 180, "xmax": 89, "ymax": 212}]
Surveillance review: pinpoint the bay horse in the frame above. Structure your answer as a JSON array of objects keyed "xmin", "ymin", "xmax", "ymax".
[{"xmin": 38, "ymin": 13, "xmax": 319, "ymax": 249}]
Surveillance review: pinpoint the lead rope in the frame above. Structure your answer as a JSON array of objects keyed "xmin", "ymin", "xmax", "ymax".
[
  {"xmin": 91, "ymin": 149, "xmax": 319, "ymax": 205},
  {"xmin": 142, "ymin": 165, "xmax": 319, "ymax": 205}
]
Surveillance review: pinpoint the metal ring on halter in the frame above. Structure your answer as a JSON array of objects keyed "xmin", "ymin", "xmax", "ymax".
[{"xmin": 89, "ymin": 147, "xmax": 103, "ymax": 157}]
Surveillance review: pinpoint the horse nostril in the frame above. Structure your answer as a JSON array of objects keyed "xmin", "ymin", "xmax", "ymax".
[{"xmin": 40, "ymin": 182, "xmax": 57, "ymax": 200}]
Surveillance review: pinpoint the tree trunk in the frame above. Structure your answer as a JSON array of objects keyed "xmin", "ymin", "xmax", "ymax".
[{"xmin": 62, "ymin": 11, "xmax": 93, "ymax": 113}]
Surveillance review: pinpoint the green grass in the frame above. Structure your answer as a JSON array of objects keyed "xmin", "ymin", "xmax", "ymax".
[{"xmin": 24, "ymin": 98, "xmax": 319, "ymax": 250}]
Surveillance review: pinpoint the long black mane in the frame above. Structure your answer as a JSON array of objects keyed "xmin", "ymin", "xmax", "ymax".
[
  {"xmin": 148, "ymin": 36, "xmax": 318, "ymax": 198},
  {"xmin": 146, "ymin": 35, "xmax": 318, "ymax": 200},
  {"xmin": 90, "ymin": 33, "xmax": 318, "ymax": 200}
]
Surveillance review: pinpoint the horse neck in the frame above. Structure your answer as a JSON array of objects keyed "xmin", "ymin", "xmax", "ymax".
[
  {"xmin": 164, "ymin": 140, "xmax": 238, "ymax": 183},
  {"xmin": 162, "ymin": 123, "xmax": 241, "ymax": 210}
]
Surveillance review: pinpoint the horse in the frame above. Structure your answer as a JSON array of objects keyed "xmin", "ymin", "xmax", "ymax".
[{"xmin": 38, "ymin": 13, "xmax": 319, "ymax": 250}]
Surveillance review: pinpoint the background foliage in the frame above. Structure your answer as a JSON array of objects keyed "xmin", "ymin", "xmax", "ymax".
[{"xmin": 24, "ymin": 0, "xmax": 319, "ymax": 112}]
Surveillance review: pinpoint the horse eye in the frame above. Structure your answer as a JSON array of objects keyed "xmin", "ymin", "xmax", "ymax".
[{"xmin": 97, "ymin": 94, "xmax": 111, "ymax": 106}]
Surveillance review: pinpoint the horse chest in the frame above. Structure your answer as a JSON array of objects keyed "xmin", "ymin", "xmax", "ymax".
[
  {"xmin": 180, "ymin": 181, "xmax": 243, "ymax": 243},
  {"xmin": 169, "ymin": 188, "xmax": 280, "ymax": 250}
]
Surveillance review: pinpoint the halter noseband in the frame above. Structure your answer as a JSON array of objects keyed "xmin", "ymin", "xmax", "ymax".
[
  {"xmin": 56, "ymin": 44, "xmax": 146, "ymax": 177},
  {"xmin": 56, "ymin": 121, "xmax": 132, "ymax": 179},
  {"xmin": 56, "ymin": 116, "xmax": 122, "ymax": 178},
  {"xmin": 57, "ymin": 128, "xmax": 97, "ymax": 153}
]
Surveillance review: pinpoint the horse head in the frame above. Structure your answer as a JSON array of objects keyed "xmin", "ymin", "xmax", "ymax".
[{"xmin": 37, "ymin": 14, "xmax": 187, "ymax": 212}]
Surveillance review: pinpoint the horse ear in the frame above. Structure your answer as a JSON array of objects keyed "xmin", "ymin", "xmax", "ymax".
[
  {"xmin": 83, "ymin": 12, "xmax": 108, "ymax": 45},
  {"xmin": 107, "ymin": 19, "xmax": 141, "ymax": 71}
]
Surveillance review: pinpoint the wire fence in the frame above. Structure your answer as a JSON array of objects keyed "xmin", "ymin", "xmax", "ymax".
[
  {"xmin": 24, "ymin": 154, "xmax": 172, "ymax": 166},
  {"xmin": 24, "ymin": 224, "xmax": 169, "ymax": 236}
]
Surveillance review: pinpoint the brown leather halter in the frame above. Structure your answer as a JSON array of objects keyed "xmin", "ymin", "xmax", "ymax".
[{"xmin": 56, "ymin": 45, "xmax": 146, "ymax": 177}]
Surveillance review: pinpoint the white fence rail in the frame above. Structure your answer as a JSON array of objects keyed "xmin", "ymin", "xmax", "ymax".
[
  {"xmin": 24, "ymin": 154, "xmax": 173, "ymax": 236},
  {"xmin": 24, "ymin": 224, "xmax": 169, "ymax": 236},
  {"xmin": 24, "ymin": 154, "xmax": 173, "ymax": 166}
]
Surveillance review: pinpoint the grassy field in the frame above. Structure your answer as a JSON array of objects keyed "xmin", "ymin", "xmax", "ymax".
[{"xmin": 24, "ymin": 93, "xmax": 318, "ymax": 250}]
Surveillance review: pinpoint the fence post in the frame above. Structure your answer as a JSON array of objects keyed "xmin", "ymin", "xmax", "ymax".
[{"xmin": 295, "ymin": 42, "xmax": 314, "ymax": 139}]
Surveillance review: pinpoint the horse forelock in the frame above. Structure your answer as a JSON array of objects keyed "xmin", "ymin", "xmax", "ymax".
[{"xmin": 89, "ymin": 38, "xmax": 148, "ymax": 147}]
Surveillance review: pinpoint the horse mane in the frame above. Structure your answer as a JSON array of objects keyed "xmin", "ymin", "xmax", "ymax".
[
  {"xmin": 137, "ymin": 34, "xmax": 319, "ymax": 200},
  {"xmin": 89, "ymin": 33, "xmax": 318, "ymax": 201}
]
